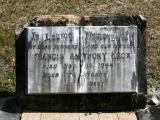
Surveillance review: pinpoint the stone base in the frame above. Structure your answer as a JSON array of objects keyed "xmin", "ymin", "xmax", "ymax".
[{"xmin": 18, "ymin": 93, "xmax": 146, "ymax": 111}]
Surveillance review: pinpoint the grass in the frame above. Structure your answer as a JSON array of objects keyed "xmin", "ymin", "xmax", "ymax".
[
  {"xmin": 0, "ymin": 0, "xmax": 160, "ymax": 93},
  {"xmin": 0, "ymin": 55, "xmax": 15, "ymax": 92}
]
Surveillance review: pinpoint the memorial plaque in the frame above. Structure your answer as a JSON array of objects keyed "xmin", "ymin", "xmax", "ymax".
[
  {"xmin": 80, "ymin": 26, "xmax": 137, "ymax": 92},
  {"xmin": 27, "ymin": 26, "xmax": 137, "ymax": 94},
  {"xmin": 27, "ymin": 27, "xmax": 80, "ymax": 93},
  {"xmin": 16, "ymin": 15, "xmax": 146, "ymax": 111}
]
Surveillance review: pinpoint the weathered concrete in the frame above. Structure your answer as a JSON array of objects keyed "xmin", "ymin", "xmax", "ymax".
[
  {"xmin": 137, "ymin": 95, "xmax": 160, "ymax": 120},
  {"xmin": 21, "ymin": 112, "xmax": 137, "ymax": 120},
  {"xmin": 0, "ymin": 111, "xmax": 20, "ymax": 120},
  {"xmin": 16, "ymin": 14, "xmax": 146, "ymax": 111},
  {"xmin": 0, "ymin": 96, "xmax": 21, "ymax": 120}
]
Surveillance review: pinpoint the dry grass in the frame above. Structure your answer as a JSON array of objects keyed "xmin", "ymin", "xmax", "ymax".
[{"xmin": 0, "ymin": 0, "xmax": 160, "ymax": 93}]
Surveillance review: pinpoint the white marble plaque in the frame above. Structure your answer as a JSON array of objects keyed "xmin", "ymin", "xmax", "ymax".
[
  {"xmin": 27, "ymin": 26, "xmax": 137, "ymax": 94},
  {"xmin": 27, "ymin": 27, "xmax": 80, "ymax": 93},
  {"xmin": 80, "ymin": 26, "xmax": 137, "ymax": 92}
]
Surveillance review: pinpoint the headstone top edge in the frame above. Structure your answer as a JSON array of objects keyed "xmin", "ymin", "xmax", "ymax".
[
  {"xmin": 26, "ymin": 14, "xmax": 146, "ymax": 27},
  {"xmin": 25, "ymin": 26, "xmax": 80, "ymax": 29},
  {"xmin": 25, "ymin": 25, "xmax": 138, "ymax": 28}
]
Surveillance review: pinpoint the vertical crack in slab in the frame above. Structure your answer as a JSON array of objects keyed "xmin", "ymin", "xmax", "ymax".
[{"xmin": 77, "ymin": 26, "xmax": 82, "ymax": 90}]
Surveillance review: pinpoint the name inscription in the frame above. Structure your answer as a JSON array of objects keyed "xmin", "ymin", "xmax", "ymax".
[{"xmin": 27, "ymin": 26, "xmax": 137, "ymax": 94}]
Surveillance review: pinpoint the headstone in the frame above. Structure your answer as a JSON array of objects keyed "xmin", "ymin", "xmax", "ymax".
[
  {"xmin": 16, "ymin": 14, "xmax": 146, "ymax": 111},
  {"xmin": 27, "ymin": 26, "xmax": 137, "ymax": 94}
]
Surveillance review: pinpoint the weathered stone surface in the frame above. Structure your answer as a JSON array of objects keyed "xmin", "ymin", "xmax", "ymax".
[
  {"xmin": 137, "ymin": 95, "xmax": 160, "ymax": 120},
  {"xmin": 27, "ymin": 26, "xmax": 80, "ymax": 93},
  {"xmin": 137, "ymin": 105, "xmax": 160, "ymax": 120},
  {"xmin": 0, "ymin": 96, "xmax": 21, "ymax": 120},
  {"xmin": 27, "ymin": 26, "xmax": 138, "ymax": 94},
  {"xmin": 21, "ymin": 112, "xmax": 137, "ymax": 120},
  {"xmin": 16, "ymin": 14, "xmax": 146, "ymax": 111},
  {"xmin": 0, "ymin": 111, "xmax": 20, "ymax": 120},
  {"xmin": 80, "ymin": 26, "xmax": 137, "ymax": 93}
]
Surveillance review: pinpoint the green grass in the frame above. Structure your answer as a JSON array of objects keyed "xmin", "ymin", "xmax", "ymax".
[
  {"xmin": 0, "ymin": 0, "xmax": 160, "ymax": 93},
  {"xmin": 0, "ymin": 55, "xmax": 15, "ymax": 92}
]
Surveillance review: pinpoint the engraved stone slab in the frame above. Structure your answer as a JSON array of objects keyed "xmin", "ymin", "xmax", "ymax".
[
  {"xmin": 80, "ymin": 26, "xmax": 137, "ymax": 92},
  {"xmin": 27, "ymin": 26, "xmax": 137, "ymax": 94},
  {"xmin": 27, "ymin": 27, "xmax": 80, "ymax": 93}
]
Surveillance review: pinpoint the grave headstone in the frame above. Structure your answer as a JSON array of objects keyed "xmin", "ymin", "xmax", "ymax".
[
  {"xmin": 16, "ymin": 14, "xmax": 146, "ymax": 111},
  {"xmin": 27, "ymin": 26, "xmax": 138, "ymax": 94}
]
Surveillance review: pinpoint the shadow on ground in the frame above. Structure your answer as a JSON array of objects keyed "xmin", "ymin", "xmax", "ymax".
[
  {"xmin": 0, "ymin": 92, "xmax": 20, "ymax": 113},
  {"xmin": 0, "ymin": 92, "xmax": 21, "ymax": 120}
]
